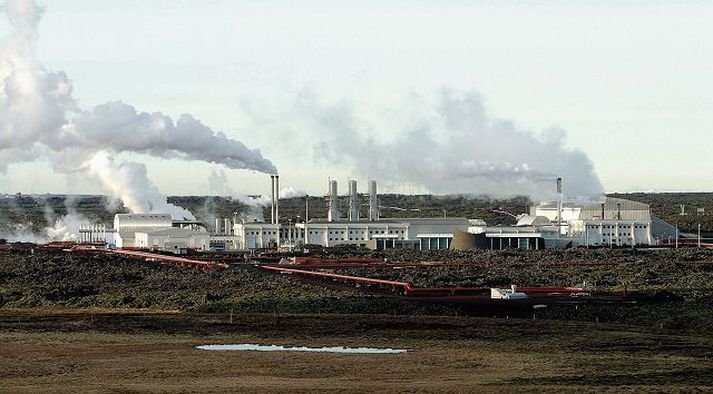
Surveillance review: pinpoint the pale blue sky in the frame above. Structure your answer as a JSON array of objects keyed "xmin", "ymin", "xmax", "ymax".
[{"xmin": 1, "ymin": 0, "xmax": 711, "ymax": 196}]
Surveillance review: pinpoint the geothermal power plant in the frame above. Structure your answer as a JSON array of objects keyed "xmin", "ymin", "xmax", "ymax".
[{"xmin": 66, "ymin": 175, "xmax": 681, "ymax": 256}]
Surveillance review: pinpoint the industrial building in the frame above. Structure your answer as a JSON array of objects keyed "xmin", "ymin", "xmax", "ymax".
[
  {"xmin": 95, "ymin": 175, "xmax": 665, "ymax": 253},
  {"xmin": 232, "ymin": 177, "xmax": 473, "ymax": 250},
  {"xmin": 134, "ymin": 227, "xmax": 210, "ymax": 252},
  {"xmin": 113, "ymin": 214, "xmax": 174, "ymax": 248},
  {"xmin": 530, "ymin": 197, "xmax": 654, "ymax": 247},
  {"xmin": 111, "ymin": 213, "xmax": 215, "ymax": 252},
  {"xmin": 229, "ymin": 176, "xmax": 665, "ymax": 251}
]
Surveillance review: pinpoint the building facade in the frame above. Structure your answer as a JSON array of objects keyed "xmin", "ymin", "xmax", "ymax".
[
  {"xmin": 134, "ymin": 228, "xmax": 210, "ymax": 252},
  {"xmin": 232, "ymin": 217, "xmax": 471, "ymax": 250}
]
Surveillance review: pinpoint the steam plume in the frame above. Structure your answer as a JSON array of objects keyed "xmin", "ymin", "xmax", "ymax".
[
  {"xmin": 299, "ymin": 90, "xmax": 602, "ymax": 198},
  {"xmin": 0, "ymin": 0, "xmax": 276, "ymax": 220},
  {"xmin": 87, "ymin": 151, "xmax": 195, "ymax": 220},
  {"xmin": 207, "ymin": 168, "xmax": 305, "ymax": 222}
]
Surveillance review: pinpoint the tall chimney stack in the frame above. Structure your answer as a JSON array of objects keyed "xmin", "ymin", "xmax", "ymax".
[
  {"xmin": 275, "ymin": 175, "xmax": 280, "ymax": 225},
  {"xmin": 348, "ymin": 180, "xmax": 359, "ymax": 222},
  {"xmin": 601, "ymin": 202, "xmax": 606, "ymax": 220},
  {"xmin": 270, "ymin": 175, "xmax": 276, "ymax": 224},
  {"xmin": 368, "ymin": 180, "xmax": 379, "ymax": 221},
  {"xmin": 327, "ymin": 179, "xmax": 339, "ymax": 222},
  {"xmin": 556, "ymin": 177, "xmax": 563, "ymax": 237}
]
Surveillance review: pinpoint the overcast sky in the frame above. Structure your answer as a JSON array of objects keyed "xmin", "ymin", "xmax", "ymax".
[{"xmin": 1, "ymin": 0, "xmax": 711, "ymax": 196}]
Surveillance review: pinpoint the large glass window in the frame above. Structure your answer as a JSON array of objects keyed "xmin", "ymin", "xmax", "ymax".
[
  {"xmin": 430, "ymin": 238, "xmax": 438, "ymax": 249},
  {"xmin": 517, "ymin": 238, "xmax": 528, "ymax": 249}
]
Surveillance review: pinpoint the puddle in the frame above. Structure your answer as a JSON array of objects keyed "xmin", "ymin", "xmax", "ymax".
[{"xmin": 196, "ymin": 344, "xmax": 407, "ymax": 354}]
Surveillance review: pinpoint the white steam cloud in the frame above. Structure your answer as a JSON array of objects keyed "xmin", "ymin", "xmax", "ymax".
[
  {"xmin": 241, "ymin": 89, "xmax": 603, "ymax": 198},
  {"xmin": 87, "ymin": 151, "xmax": 195, "ymax": 220},
  {"xmin": 207, "ymin": 168, "xmax": 306, "ymax": 223},
  {"xmin": 301, "ymin": 90, "xmax": 602, "ymax": 198},
  {"xmin": 0, "ymin": 0, "xmax": 276, "ymax": 220}
]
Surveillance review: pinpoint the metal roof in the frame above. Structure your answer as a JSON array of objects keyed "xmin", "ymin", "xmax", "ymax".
[{"xmin": 516, "ymin": 215, "xmax": 551, "ymax": 227}]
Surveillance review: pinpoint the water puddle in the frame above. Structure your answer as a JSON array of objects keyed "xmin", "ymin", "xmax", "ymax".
[{"xmin": 196, "ymin": 344, "xmax": 407, "ymax": 354}]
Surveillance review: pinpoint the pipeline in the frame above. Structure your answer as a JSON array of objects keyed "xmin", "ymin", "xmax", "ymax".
[
  {"xmin": 260, "ymin": 265, "xmax": 594, "ymax": 297},
  {"xmin": 271, "ymin": 261, "xmax": 620, "ymax": 269},
  {"xmin": 44, "ymin": 241, "xmax": 105, "ymax": 249},
  {"xmin": 68, "ymin": 247, "xmax": 228, "ymax": 270}
]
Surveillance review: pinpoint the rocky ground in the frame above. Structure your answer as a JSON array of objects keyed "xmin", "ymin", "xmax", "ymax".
[
  {"xmin": 2, "ymin": 248, "xmax": 713, "ymax": 332},
  {"xmin": 2, "ymin": 247, "xmax": 713, "ymax": 391}
]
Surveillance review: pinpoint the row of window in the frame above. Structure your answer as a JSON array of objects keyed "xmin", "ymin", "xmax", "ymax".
[
  {"xmin": 419, "ymin": 237, "xmax": 451, "ymax": 250},
  {"xmin": 247, "ymin": 230, "xmax": 301, "ymax": 236},
  {"xmin": 587, "ymin": 225, "xmax": 648, "ymax": 229},
  {"xmin": 247, "ymin": 231, "xmax": 276, "ymax": 235},
  {"xmin": 324, "ymin": 229, "xmax": 405, "ymax": 235},
  {"xmin": 326, "ymin": 237, "xmax": 406, "ymax": 242}
]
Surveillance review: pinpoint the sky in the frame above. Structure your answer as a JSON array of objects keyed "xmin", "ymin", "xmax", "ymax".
[{"xmin": 1, "ymin": 0, "xmax": 711, "ymax": 197}]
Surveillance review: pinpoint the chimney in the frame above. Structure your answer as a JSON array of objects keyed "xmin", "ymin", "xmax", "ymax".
[
  {"xmin": 305, "ymin": 194, "xmax": 309, "ymax": 223},
  {"xmin": 270, "ymin": 175, "xmax": 276, "ymax": 224},
  {"xmin": 368, "ymin": 180, "xmax": 379, "ymax": 221},
  {"xmin": 328, "ymin": 179, "xmax": 339, "ymax": 222},
  {"xmin": 348, "ymin": 180, "xmax": 359, "ymax": 222},
  {"xmin": 275, "ymin": 175, "xmax": 280, "ymax": 225},
  {"xmin": 556, "ymin": 177, "xmax": 562, "ymax": 237},
  {"xmin": 601, "ymin": 202, "xmax": 605, "ymax": 220},
  {"xmin": 215, "ymin": 218, "xmax": 221, "ymax": 234}
]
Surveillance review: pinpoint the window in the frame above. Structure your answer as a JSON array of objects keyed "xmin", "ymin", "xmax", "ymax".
[{"xmin": 430, "ymin": 238, "xmax": 438, "ymax": 249}]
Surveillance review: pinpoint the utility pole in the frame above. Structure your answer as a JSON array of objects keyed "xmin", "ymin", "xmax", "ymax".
[
  {"xmin": 675, "ymin": 225, "xmax": 679, "ymax": 249},
  {"xmin": 556, "ymin": 177, "xmax": 563, "ymax": 238},
  {"xmin": 288, "ymin": 219, "xmax": 292, "ymax": 250},
  {"xmin": 698, "ymin": 224, "xmax": 702, "ymax": 248}
]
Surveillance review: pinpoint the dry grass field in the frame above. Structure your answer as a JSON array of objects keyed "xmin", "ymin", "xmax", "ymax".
[{"xmin": 1, "ymin": 310, "xmax": 712, "ymax": 393}]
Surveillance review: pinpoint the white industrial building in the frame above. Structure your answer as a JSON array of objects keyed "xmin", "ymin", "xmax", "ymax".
[
  {"xmin": 134, "ymin": 227, "xmax": 210, "ymax": 252},
  {"xmin": 298, "ymin": 217, "xmax": 470, "ymax": 250},
  {"xmin": 465, "ymin": 216, "xmax": 560, "ymax": 250},
  {"xmin": 232, "ymin": 178, "xmax": 472, "ymax": 250},
  {"xmin": 231, "ymin": 176, "xmax": 662, "ymax": 251},
  {"xmin": 106, "ymin": 175, "xmax": 662, "ymax": 253},
  {"xmin": 112, "ymin": 213, "xmax": 215, "ymax": 252},
  {"xmin": 113, "ymin": 214, "xmax": 174, "ymax": 248},
  {"xmin": 569, "ymin": 220, "xmax": 652, "ymax": 247},
  {"xmin": 531, "ymin": 196, "xmax": 654, "ymax": 247}
]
